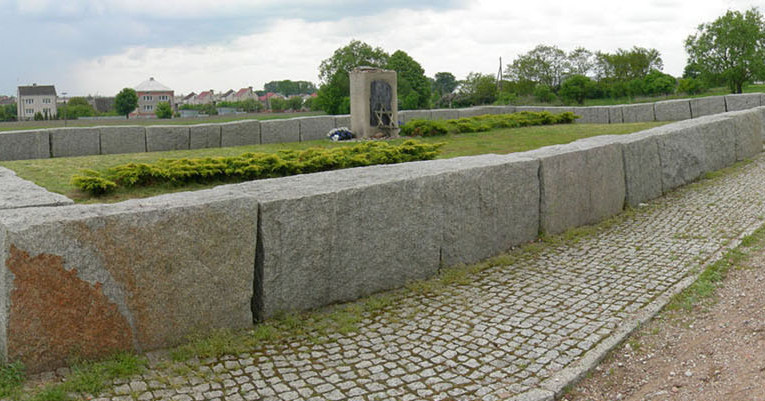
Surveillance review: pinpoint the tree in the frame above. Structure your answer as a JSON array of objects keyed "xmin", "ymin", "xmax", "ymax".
[
  {"xmin": 506, "ymin": 44, "xmax": 570, "ymax": 91},
  {"xmin": 316, "ymin": 40, "xmax": 389, "ymax": 114},
  {"xmin": 559, "ymin": 74, "xmax": 595, "ymax": 104},
  {"xmin": 318, "ymin": 40, "xmax": 389, "ymax": 84},
  {"xmin": 457, "ymin": 73, "xmax": 497, "ymax": 105},
  {"xmin": 386, "ymin": 50, "xmax": 430, "ymax": 109},
  {"xmin": 568, "ymin": 47, "xmax": 594, "ymax": 76},
  {"xmin": 642, "ymin": 70, "xmax": 677, "ymax": 96},
  {"xmin": 269, "ymin": 97, "xmax": 287, "ymax": 112},
  {"xmin": 433, "ymin": 72, "xmax": 458, "ymax": 97},
  {"xmin": 115, "ymin": 88, "xmax": 138, "ymax": 119},
  {"xmin": 594, "ymin": 47, "xmax": 663, "ymax": 81},
  {"xmin": 155, "ymin": 101, "xmax": 172, "ymax": 119},
  {"xmin": 286, "ymin": 96, "xmax": 304, "ymax": 111},
  {"xmin": 685, "ymin": 8, "xmax": 765, "ymax": 93}
]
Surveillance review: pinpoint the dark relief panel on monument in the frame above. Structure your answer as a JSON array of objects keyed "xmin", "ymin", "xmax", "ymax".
[{"xmin": 370, "ymin": 80, "xmax": 393, "ymax": 127}]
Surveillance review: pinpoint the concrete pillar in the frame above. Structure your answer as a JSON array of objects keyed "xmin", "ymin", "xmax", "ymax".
[{"xmin": 350, "ymin": 67, "xmax": 398, "ymax": 139}]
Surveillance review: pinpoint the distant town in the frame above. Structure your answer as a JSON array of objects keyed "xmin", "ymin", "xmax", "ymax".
[{"xmin": 0, "ymin": 77, "xmax": 318, "ymax": 122}]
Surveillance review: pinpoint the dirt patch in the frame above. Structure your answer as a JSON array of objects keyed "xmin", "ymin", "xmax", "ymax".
[{"xmin": 563, "ymin": 248, "xmax": 765, "ymax": 401}]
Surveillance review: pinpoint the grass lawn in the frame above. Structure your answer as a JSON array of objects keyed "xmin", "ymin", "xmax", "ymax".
[
  {"xmin": 0, "ymin": 121, "xmax": 666, "ymax": 203},
  {"xmin": 0, "ymin": 111, "xmax": 325, "ymax": 132}
]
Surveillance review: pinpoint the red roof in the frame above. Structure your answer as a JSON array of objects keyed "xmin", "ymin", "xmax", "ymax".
[
  {"xmin": 235, "ymin": 88, "xmax": 250, "ymax": 97},
  {"xmin": 196, "ymin": 91, "xmax": 212, "ymax": 100}
]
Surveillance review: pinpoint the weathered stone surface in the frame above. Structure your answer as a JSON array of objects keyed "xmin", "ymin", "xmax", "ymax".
[
  {"xmin": 689, "ymin": 96, "xmax": 726, "ymax": 118},
  {"xmin": 725, "ymin": 109, "xmax": 763, "ymax": 161},
  {"xmin": 260, "ymin": 119, "xmax": 299, "ymax": 144},
  {"xmin": 525, "ymin": 141, "xmax": 625, "ymax": 235},
  {"xmin": 430, "ymin": 109, "xmax": 459, "ymax": 120},
  {"xmin": 622, "ymin": 103, "xmax": 655, "ymax": 123},
  {"xmin": 146, "ymin": 126, "xmax": 190, "ymax": 152},
  {"xmin": 0, "ymin": 189, "xmax": 257, "ymax": 371},
  {"xmin": 0, "ymin": 167, "xmax": 73, "ymax": 210},
  {"xmin": 654, "ymin": 116, "xmax": 736, "ymax": 192},
  {"xmin": 50, "ymin": 127, "xmax": 100, "ymax": 158},
  {"xmin": 725, "ymin": 93, "xmax": 761, "ymax": 111},
  {"xmin": 0, "ymin": 130, "xmax": 49, "ymax": 161},
  {"xmin": 436, "ymin": 155, "xmax": 540, "ymax": 266},
  {"xmin": 458, "ymin": 107, "xmax": 491, "ymax": 118},
  {"xmin": 572, "ymin": 106, "xmax": 609, "ymax": 124},
  {"xmin": 297, "ymin": 116, "xmax": 335, "ymax": 142},
  {"xmin": 334, "ymin": 115, "xmax": 351, "ymax": 129},
  {"xmin": 654, "ymin": 99, "xmax": 691, "ymax": 122},
  {"xmin": 398, "ymin": 110, "xmax": 431, "ymax": 124},
  {"xmin": 221, "ymin": 120, "xmax": 260, "ymax": 147},
  {"xmin": 498, "ymin": 105, "xmax": 517, "ymax": 114},
  {"xmin": 189, "ymin": 124, "xmax": 222, "ymax": 149},
  {"xmin": 99, "ymin": 126, "xmax": 146, "ymax": 155},
  {"xmin": 238, "ymin": 167, "xmax": 443, "ymax": 318},
  {"xmin": 608, "ymin": 106, "xmax": 624, "ymax": 123}
]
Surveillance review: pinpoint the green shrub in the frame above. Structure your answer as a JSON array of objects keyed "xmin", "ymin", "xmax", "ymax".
[
  {"xmin": 72, "ymin": 141, "xmax": 443, "ymax": 196},
  {"xmin": 401, "ymin": 111, "xmax": 578, "ymax": 137}
]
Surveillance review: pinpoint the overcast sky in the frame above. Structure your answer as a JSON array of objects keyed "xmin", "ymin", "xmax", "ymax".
[{"xmin": 0, "ymin": 0, "xmax": 759, "ymax": 97}]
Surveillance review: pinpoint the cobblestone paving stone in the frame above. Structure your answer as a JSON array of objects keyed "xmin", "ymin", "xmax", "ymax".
[{"xmin": 89, "ymin": 156, "xmax": 765, "ymax": 401}]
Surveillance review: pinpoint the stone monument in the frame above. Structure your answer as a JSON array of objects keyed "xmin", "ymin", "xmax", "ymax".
[{"xmin": 350, "ymin": 67, "xmax": 398, "ymax": 139}]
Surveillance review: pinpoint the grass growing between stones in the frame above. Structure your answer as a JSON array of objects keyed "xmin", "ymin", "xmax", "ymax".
[
  {"xmin": 0, "ymin": 352, "xmax": 146, "ymax": 401},
  {"xmin": 0, "ymin": 121, "xmax": 665, "ymax": 203}
]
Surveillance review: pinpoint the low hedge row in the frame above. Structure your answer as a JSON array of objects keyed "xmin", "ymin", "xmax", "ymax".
[
  {"xmin": 72, "ymin": 140, "xmax": 443, "ymax": 196},
  {"xmin": 400, "ymin": 111, "xmax": 579, "ymax": 137}
]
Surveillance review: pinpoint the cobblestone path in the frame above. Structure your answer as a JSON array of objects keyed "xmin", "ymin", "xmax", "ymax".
[{"xmin": 89, "ymin": 156, "xmax": 765, "ymax": 401}]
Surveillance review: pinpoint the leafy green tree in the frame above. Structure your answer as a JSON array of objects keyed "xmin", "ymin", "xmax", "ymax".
[
  {"xmin": 386, "ymin": 50, "xmax": 430, "ymax": 110},
  {"xmin": 316, "ymin": 71, "xmax": 351, "ymax": 115},
  {"xmin": 458, "ymin": 73, "xmax": 497, "ymax": 105},
  {"xmin": 115, "ymin": 88, "xmax": 138, "ymax": 119},
  {"xmin": 263, "ymin": 80, "xmax": 317, "ymax": 96},
  {"xmin": 241, "ymin": 98, "xmax": 264, "ymax": 112},
  {"xmin": 286, "ymin": 96, "xmax": 304, "ymax": 111},
  {"xmin": 433, "ymin": 72, "xmax": 458, "ymax": 97},
  {"xmin": 677, "ymin": 77, "xmax": 707, "ymax": 95},
  {"xmin": 642, "ymin": 70, "xmax": 677, "ymax": 96},
  {"xmin": 533, "ymin": 84, "xmax": 556, "ymax": 103},
  {"xmin": 594, "ymin": 47, "xmax": 663, "ymax": 81},
  {"xmin": 155, "ymin": 101, "xmax": 172, "ymax": 119},
  {"xmin": 316, "ymin": 40, "xmax": 389, "ymax": 114},
  {"xmin": 559, "ymin": 74, "xmax": 595, "ymax": 104},
  {"xmin": 685, "ymin": 8, "xmax": 765, "ymax": 93},
  {"xmin": 269, "ymin": 97, "xmax": 287, "ymax": 112},
  {"xmin": 568, "ymin": 47, "xmax": 594, "ymax": 76},
  {"xmin": 67, "ymin": 97, "xmax": 90, "ymax": 107},
  {"xmin": 0, "ymin": 103, "xmax": 17, "ymax": 121},
  {"xmin": 318, "ymin": 40, "xmax": 389, "ymax": 84},
  {"xmin": 506, "ymin": 44, "xmax": 570, "ymax": 91},
  {"xmin": 303, "ymin": 96, "xmax": 316, "ymax": 111}
]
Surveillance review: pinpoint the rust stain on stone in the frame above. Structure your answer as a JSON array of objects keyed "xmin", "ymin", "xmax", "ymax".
[{"xmin": 6, "ymin": 245, "xmax": 133, "ymax": 372}]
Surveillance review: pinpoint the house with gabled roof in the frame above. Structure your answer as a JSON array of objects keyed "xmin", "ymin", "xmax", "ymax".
[
  {"xmin": 17, "ymin": 84, "xmax": 57, "ymax": 120},
  {"xmin": 131, "ymin": 77, "xmax": 174, "ymax": 118},
  {"xmin": 193, "ymin": 90, "xmax": 214, "ymax": 105},
  {"xmin": 233, "ymin": 87, "xmax": 256, "ymax": 102}
]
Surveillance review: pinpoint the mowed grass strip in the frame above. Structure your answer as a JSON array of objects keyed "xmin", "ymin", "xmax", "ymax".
[{"xmin": 0, "ymin": 122, "xmax": 666, "ymax": 203}]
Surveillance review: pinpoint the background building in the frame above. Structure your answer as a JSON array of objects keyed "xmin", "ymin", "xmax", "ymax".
[
  {"xmin": 131, "ymin": 77, "xmax": 174, "ymax": 118},
  {"xmin": 16, "ymin": 84, "xmax": 57, "ymax": 120}
]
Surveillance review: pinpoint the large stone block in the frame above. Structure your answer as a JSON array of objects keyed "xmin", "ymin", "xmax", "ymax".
[
  {"xmin": 50, "ymin": 127, "xmax": 100, "ymax": 158},
  {"xmin": 0, "ymin": 189, "xmax": 257, "ymax": 371},
  {"xmin": 298, "ymin": 116, "xmax": 335, "ymax": 142},
  {"xmin": 572, "ymin": 106, "xmax": 609, "ymax": 124},
  {"xmin": 725, "ymin": 93, "xmax": 761, "ymax": 111},
  {"xmin": 260, "ymin": 119, "xmax": 300, "ymax": 144},
  {"xmin": 435, "ymin": 155, "xmax": 540, "ymax": 266},
  {"xmin": 622, "ymin": 103, "xmax": 655, "ymax": 123},
  {"xmin": 431, "ymin": 109, "xmax": 459, "ymax": 120},
  {"xmin": 99, "ymin": 126, "xmax": 146, "ymax": 155},
  {"xmin": 608, "ymin": 106, "xmax": 624, "ymax": 123},
  {"xmin": 0, "ymin": 167, "xmax": 72, "ymax": 210},
  {"xmin": 654, "ymin": 116, "xmax": 736, "ymax": 192},
  {"xmin": 654, "ymin": 99, "xmax": 692, "ymax": 122},
  {"xmin": 515, "ymin": 106, "xmax": 545, "ymax": 113},
  {"xmin": 189, "ymin": 124, "xmax": 222, "ymax": 149},
  {"xmin": 0, "ymin": 130, "xmax": 49, "ymax": 161},
  {"xmin": 221, "ymin": 120, "xmax": 260, "ymax": 147},
  {"xmin": 145, "ymin": 126, "xmax": 190, "ymax": 152},
  {"xmin": 525, "ymin": 141, "xmax": 625, "ymax": 235},
  {"xmin": 690, "ymin": 96, "xmax": 726, "ymax": 118},
  {"xmin": 241, "ymin": 169, "xmax": 443, "ymax": 318},
  {"xmin": 725, "ymin": 109, "xmax": 763, "ymax": 160},
  {"xmin": 334, "ymin": 115, "xmax": 351, "ymax": 129},
  {"xmin": 398, "ymin": 110, "xmax": 431, "ymax": 124},
  {"xmin": 458, "ymin": 107, "xmax": 492, "ymax": 118},
  {"xmin": 497, "ymin": 105, "xmax": 517, "ymax": 114}
]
